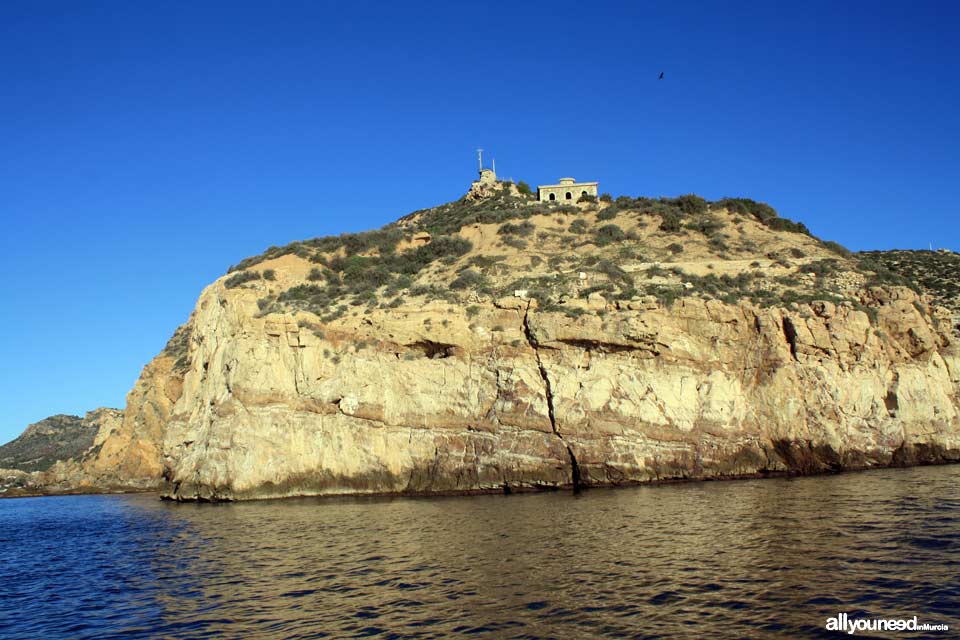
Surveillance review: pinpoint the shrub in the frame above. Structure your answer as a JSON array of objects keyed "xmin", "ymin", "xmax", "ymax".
[
  {"xmin": 594, "ymin": 224, "xmax": 626, "ymax": 246},
  {"xmin": 708, "ymin": 236, "xmax": 729, "ymax": 252},
  {"xmin": 789, "ymin": 247, "xmax": 806, "ymax": 259},
  {"xmin": 712, "ymin": 197, "xmax": 810, "ymax": 235},
  {"xmin": 597, "ymin": 259, "xmax": 631, "ymax": 286},
  {"xmin": 308, "ymin": 268, "xmax": 325, "ymax": 281},
  {"xmin": 822, "ymin": 240, "xmax": 852, "ymax": 258},
  {"xmin": 569, "ymin": 219, "xmax": 589, "ymax": 234},
  {"xmin": 659, "ymin": 212, "xmax": 682, "ymax": 233},
  {"xmin": 224, "ymin": 270, "xmax": 261, "ymax": 289},
  {"xmin": 671, "ymin": 194, "xmax": 708, "ymax": 216},
  {"xmin": 599, "ymin": 193, "xmax": 613, "ymax": 203},
  {"xmin": 766, "ymin": 217, "xmax": 810, "ymax": 234},
  {"xmin": 649, "ymin": 284, "xmax": 682, "ymax": 307},
  {"xmin": 596, "ymin": 207, "xmax": 617, "ymax": 221},
  {"xmin": 578, "ymin": 193, "xmax": 597, "ymax": 203},
  {"xmin": 262, "ymin": 269, "xmax": 276, "ymax": 281},
  {"xmin": 685, "ymin": 214, "xmax": 725, "ymax": 235},
  {"xmin": 450, "ymin": 269, "xmax": 483, "ymax": 290},
  {"xmin": 498, "ymin": 221, "xmax": 535, "ymax": 237},
  {"xmin": 666, "ymin": 242, "xmax": 684, "ymax": 254},
  {"xmin": 516, "ymin": 181, "xmax": 533, "ymax": 197}
]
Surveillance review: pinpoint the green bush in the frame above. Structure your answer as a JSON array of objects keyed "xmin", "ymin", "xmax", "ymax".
[
  {"xmin": 822, "ymin": 240, "xmax": 852, "ymax": 258},
  {"xmin": 659, "ymin": 212, "xmax": 682, "ymax": 233},
  {"xmin": 713, "ymin": 197, "xmax": 810, "ymax": 235},
  {"xmin": 670, "ymin": 194, "xmax": 708, "ymax": 216},
  {"xmin": 502, "ymin": 237, "xmax": 528, "ymax": 250},
  {"xmin": 224, "ymin": 270, "xmax": 261, "ymax": 289},
  {"xmin": 685, "ymin": 214, "xmax": 725, "ymax": 235},
  {"xmin": 599, "ymin": 193, "xmax": 613, "ymax": 203},
  {"xmin": 569, "ymin": 219, "xmax": 589, "ymax": 234},
  {"xmin": 597, "ymin": 259, "xmax": 631, "ymax": 286},
  {"xmin": 708, "ymin": 236, "xmax": 729, "ymax": 252},
  {"xmin": 596, "ymin": 207, "xmax": 617, "ymax": 221},
  {"xmin": 578, "ymin": 193, "xmax": 597, "ymax": 203},
  {"xmin": 516, "ymin": 181, "xmax": 533, "ymax": 197},
  {"xmin": 666, "ymin": 242, "xmax": 684, "ymax": 254},
  {"xmin": 307, "ymin": 268, "xmax": 325, "ymax": 281},
  {"xmin": 498, "ymin": 221, "xmax": 535, "ymax": 237},
  {"xmin": 450, "ymin": 269, "xmax": 483, "ymax": 290},
  {"xmin": 262, "ymin": 269, "xmax": 276, "ymax": 281},
  {"xmin": 594, "ymin": 224, "xmax": 626, "ymax": 246}
]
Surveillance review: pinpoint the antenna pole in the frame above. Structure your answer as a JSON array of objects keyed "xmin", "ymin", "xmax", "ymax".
[
  {"xmin": 492, "ymin": 158, "xmax": 496, "ymax": 175},
  {"xmin": 477, "ymin": 148, "xmax": 483, "ymax": 172}
]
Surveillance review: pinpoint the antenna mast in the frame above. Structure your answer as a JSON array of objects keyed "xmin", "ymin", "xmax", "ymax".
[{"xmin": 477, "ymin": 148, "xmax": 483, "ymax": 172}]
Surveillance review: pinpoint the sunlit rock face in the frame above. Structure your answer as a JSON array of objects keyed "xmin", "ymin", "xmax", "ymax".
[
  {"xmin": 62, "ymin": 193, "xmax": 960, "ymax": 500},
  {"xmin": 134, "ymin": 273, "xmax": 960, "ymax": 501}
]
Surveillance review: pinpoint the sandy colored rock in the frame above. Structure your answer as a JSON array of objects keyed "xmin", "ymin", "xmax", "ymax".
[
  {"xmin": 140, "ymin": 276, "xmax": 959, "ymax": 501},
  {"xmin": 23, "ymin": 189, "xmax": 960, "ymax": 500}
]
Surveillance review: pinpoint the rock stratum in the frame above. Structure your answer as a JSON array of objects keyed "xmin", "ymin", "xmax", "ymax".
[{"xmin": 6, "ymin": 185, "xmax": 960, "ymax": 499}]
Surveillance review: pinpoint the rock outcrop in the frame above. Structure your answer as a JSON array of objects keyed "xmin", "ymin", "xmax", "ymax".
[
  {"xmin": 0, "ymin": 412, "xmax": 101, "ymax": 472},
  {"xmin": 18, "ymin": 188, "xmax": 960, "ymax": 500},
  {"xmin": 152, "ymin": 278, "xmax": 958, "ymax": 501},
  {"xmin": 0, "ymin": 408, "xmax": 127, "ymax": 496}
]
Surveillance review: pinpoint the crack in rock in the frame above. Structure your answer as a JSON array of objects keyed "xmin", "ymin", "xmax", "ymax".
[{"xmin": 521, "ymin": 301, "xmax": 582, "ymax": 490}]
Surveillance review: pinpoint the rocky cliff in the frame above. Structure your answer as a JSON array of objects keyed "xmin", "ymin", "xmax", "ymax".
[
  {"xmin": 23, "ymin": 186, "xmax": 960, "ymax": 500},
  {"xmin": 153, "ymin": 277, "xmax": 959, "ymax": 501},
  {"xmin": 0, "ymin": 412, "xmax": 100, "ymax": 472},
  {"xmin": 0, "ymin": 408, "xmax": 125, "ymax": 496}
]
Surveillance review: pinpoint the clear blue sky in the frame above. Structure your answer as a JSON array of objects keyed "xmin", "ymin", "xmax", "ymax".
[{"xmin": 2, "ymin": 1, "xmax": 958, "ymax": 442}]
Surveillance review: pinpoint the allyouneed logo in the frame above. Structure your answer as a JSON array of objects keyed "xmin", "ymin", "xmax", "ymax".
[{"xmin": 826, "ymin": 613, "xmax": 949, "ymax": 635}]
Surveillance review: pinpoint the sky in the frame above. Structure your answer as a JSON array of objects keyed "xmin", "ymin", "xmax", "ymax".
[{"xmin": 1, "ymin": 1, "xmax": 958, "ymax": 442}]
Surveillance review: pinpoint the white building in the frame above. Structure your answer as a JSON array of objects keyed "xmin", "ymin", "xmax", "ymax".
[{"xmin": 537, "ymin": 177, "xmax": 599, "ymax": 202}]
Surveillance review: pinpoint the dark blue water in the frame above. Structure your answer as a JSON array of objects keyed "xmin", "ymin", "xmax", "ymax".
[{"xmin": 1, "ymin": 466, "xmax": 958, "ymax": 639}]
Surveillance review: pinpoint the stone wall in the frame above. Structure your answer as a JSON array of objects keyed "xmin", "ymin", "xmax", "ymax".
[{"xmin": 539, "ymin": 181, "xmax": 598, "ymax": 202}]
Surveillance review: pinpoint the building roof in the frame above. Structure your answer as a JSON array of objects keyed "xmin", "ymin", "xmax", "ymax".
[{"xmin": 537, "ymin": 180, "xmax": 598, "ymax": 189}]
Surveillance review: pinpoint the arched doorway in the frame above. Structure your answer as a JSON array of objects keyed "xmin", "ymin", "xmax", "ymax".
[{"xmin": 549, "ymin": 193, "xmax": 556, "ymax": 201}]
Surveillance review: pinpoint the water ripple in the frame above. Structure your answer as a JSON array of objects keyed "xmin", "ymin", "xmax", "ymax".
[{"xmin": 1, "ymin": 465, "xmax": 958, "ymax": 638}]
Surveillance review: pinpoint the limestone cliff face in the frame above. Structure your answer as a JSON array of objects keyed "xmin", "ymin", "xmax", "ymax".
[
  {"xmin": 156, "ymin": 273, "xmax": 960, "ymax": 501},
  {"xmin": 40, "ymin": 327, "xmax": 193, "ymax": 492},
  {"xmin": 79, "ymin": 350, "xmax": 183, "ymax": 488}
]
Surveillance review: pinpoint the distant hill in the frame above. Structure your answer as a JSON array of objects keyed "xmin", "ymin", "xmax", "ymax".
[
  {"xmin": 12, "ymin": 181, "xmax": 960, "ymax": 500},
  {"xmin": 0, "ymin": 410, "xmax": 119, "ymax": 472}
]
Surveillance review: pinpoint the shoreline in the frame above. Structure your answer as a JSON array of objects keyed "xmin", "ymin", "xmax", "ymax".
[{"xmin": 4, "ymin": 457, "xmax": 957, "ymax": 503}]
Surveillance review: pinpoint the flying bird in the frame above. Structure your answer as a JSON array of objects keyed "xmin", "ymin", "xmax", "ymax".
[{"xmin": 659, "ymin": 71, "xmax": 664, "ymax": 80}]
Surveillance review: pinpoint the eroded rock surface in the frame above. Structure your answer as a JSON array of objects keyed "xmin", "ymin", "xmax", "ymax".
[{"xmin": 150, "ymin": 276, "xmax": 959, "ymax": 501}]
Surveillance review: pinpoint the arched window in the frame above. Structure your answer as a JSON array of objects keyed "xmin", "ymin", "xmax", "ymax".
[
  {"xmin": 581, "ymin": 191, "xmax": 588, "ymax": 198},
  {"xmin": 548, "ymin": 193, "xmax": 556, "ymax": 201},
  {"xmin": 565, "ymin": 192, "xmax": 572, "ymax": 200}
]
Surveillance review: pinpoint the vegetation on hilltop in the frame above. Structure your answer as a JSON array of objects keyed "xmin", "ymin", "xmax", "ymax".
[
  {"xmin": 0, "ymin": 415, "xmax": 98, "ymax": 472},
  {"xmin": 219, "ymin": 181, "xmax": 884, "ymax": 320},
  {"xmin": 859, "ymin": 250, "xmax": 960, "ymax": 314}
]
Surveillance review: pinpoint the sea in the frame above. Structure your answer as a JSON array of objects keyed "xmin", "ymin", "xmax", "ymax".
[{"xmin": 1, "ymin": 465, "xmax": 958, "ymax": 639}]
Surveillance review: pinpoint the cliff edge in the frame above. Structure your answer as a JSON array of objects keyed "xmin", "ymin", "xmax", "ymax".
[{"xmin": 17, "ymin": 185, "xmax": 960, "ymax": 500}]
